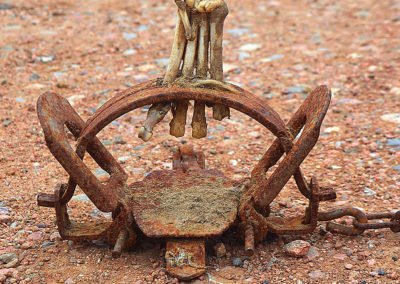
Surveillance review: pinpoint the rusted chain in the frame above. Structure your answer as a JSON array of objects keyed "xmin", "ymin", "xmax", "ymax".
[{"xmin": 318, "ymin": 208, "xmax": 400, "ymax": 236}]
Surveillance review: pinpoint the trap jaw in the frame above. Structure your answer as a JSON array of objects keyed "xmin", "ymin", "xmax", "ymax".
[
  {"xmin": 36, "ymin": 0, "xmax": 400, "ymax": 280},
  {"xmin": 36, "ymin": 82, "xmax": 341, "ymax": 280}
]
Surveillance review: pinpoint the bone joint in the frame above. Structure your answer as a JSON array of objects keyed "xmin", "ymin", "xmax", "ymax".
[{"xmin": 139, "ymin": 0, "xmax": 230, "ymax": 141}]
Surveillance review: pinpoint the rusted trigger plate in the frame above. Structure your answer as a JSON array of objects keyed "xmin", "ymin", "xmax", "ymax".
[{"xmin": 165, "ymin": 239, "xmax": 206, "ymax": 280}]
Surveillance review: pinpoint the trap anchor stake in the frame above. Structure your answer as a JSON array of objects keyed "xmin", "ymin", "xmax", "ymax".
[{"xmin": 36, "ymin": 0, "xmax": 400, "ymax": 280}]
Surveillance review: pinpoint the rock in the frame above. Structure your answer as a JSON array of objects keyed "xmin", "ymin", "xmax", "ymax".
[
  {"xmin": 0, "ymin": 207, "xmax": 11, "ymax": 215},
  {"xmin": 0, "ymin": 214, "xmax": 11, "ymax": 224},
  {"xmin": 213, "ymin": 243, "xmax": 226, "ymax": 258},
  {"xmin": 381, "ymin": 113, "xmax": 400, "ymax": 124},
  {"xmin": 118, "ymin": 156, "xmax": 130, "ymax": 163},
  {"xmin": 387, "ymin": 139, "xmax": 400, "ymax": 147},
  {"xmin": 227, "ymin": 28, "xmax": 250, "ymax": 37},
  {"xmin": 21, "ymin": 242, "xmax": 33, "ymax": 250},
  {"xmin": 64, "ymin": 278, "xmax": 75, "ymax": 284},
  {"xmin": 392, "ymin": 256, "xmax": 398, "ymax": 261},
  {"xmin": 122, "ymin": 32, "xmax": 137, "ymax": 40},
  {"xmin": 4, "ymin": 257, "xmax": 18, "ymax": 268},
  {"xmin": 344, "ymin": 263, "xmax": 353, "ymax": 270},
  {"xmin": 261, "ymin": 54, "xmax": 284, "ymax": 63},
  {"xmin": 38, "ymin": 55, "xmax": 55, "ymax": 63},
  {"xmin": 67, "ymin": 95, "xmax": 85, "ymax": 106},
  {"xmin": 0, "ymin": 268, "xmax": 18, "ymax": 280},
  {"xmin": 0, "ymin": 253, "xmax": 18, "ymax": 264},
  {"xmin": 229, "ymin": 159, "xmax": 238, "ymax": 166},
  {"xmin": 94, "ymin": 168, "xmax": 109, "ymax": 182},
  {"xmin": 30, "ymin": 73, "xmax": 40, "ymax": 80},
  {"xmin": 284, "ymin": 240, "xmax": 311, "ymax": 257},
  {"xmin": 282, "ymin": 85, "xmax": 310, "ymax": 95},
  {"xmin": 72, "ymin": 194, "xmax": 90, "ymax": 202},
  {"xmin": 306, "ymin": 246, "xmax": 319, "ymax": 261},
  {"xmin": 363, "ymin": 187, "xmax": 376, "ymax": 196},
  {"xmin": 123, "ymin": 49, "xmax": 137, "ymax": 56},
  {"xmin": 223, "ymin": 63, "xmax": 239, "ymax": 73},
  {"xmin": 308, "ymin": 270, "xmax": 325, "ymax": 279},
  {"xmin": 239, "ymin": 52, "xmax": 250, "ymax": 60},
  {"xmin": 367, "ymin": 259, "xmax": 375, "ymax": 266},
  {"xmin": 133, "ymin": 74, "xmax": 149, "ymax": 83},
  {"xmin": 28, "ymin": 231, "xmax": 43, "ymax": 241},
  {"xmin": 333, "ymin": 253, "xmax": 347, "ymax": 261},
  {"xmin": 56, "ymin": 83, "xmax": 70, "ymax": 90},
  {"xmin": 114, "ymin": 136, "xmax": 126, "ymax": 145},
  {"xmin": 336, "ymin": 98, "xmax": 362, "ymax": 105},
  {"xmin": 2, "ymin": 118, "xmax": 12, "ymax": 127},
  {"xmin": 41, "ymin": 241, "xmax": 55, "ymax": 248},
  {"xmin": 324, "ymin": 126, "xmax": 340, "ymax": 134},
  {"xmin": 388, "ymin": 272, "xmax": 399, "ymax": 280},
  {"xmin": 239, "ymin": 43, "xmax": 262, "ymax": 52},
  {"xmin": 212, "ymin": 266, "xmax": 245, "ymax": 281},
  {"xmin": 136, "ymin": 25, "xmax": 148, "ymax": 32},
  {"xmin": 232, "ymin": 257, "xmax": 243, "ymax": 267},
  {"xmin": 15, "ymin": 97, "xmax": 25, "ymax": 103},
  {"xmin": 377, "ymin": 268, "xmax": 386, "ymax": 276},
  {"xmin": 0, "ymin": 3, "xmax": 13, "ymax": 10},
  {"xmin": 390, "ymin": 87, "xmax": 400, "ymax": 96}
]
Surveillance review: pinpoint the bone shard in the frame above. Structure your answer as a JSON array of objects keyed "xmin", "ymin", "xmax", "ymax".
[
  {"xmin": 138, "ymin": 103, "xmax": 171, "ymax": 142},
  {"xmin": 192, "ymin": 101, "xmax": 207, "ymax": 138},
  {"xmin": 170, "ymin": 101, "xmax": 189, "ymax": 137}
]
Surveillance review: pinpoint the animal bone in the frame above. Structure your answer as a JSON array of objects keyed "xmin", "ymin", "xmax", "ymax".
[
  {"xmin": 209, "ymin": 3, "xmax": 230, "ymax": 120},
  {"xmin": 175, "ymin": 0, "xmax": 193, "ymax": 40},
  {"xmin": 170, "ymin": 101, "xmax": 189, "ymax": 137},
  {"xmin": 140, "ymin": 0, "xmax": 230, "ymax": 141},
  {"xmin": 195, "ymin": 0, "xmax": 225, "ymax": 13},
  {"xmin": 138, "ymin": 103, "xmax": 171, "ymax": 142},
  {"xmin": 139, "ymin": 3, "xmax": 189, "ymax": 143},
  {"xmin": 197, "ymin": 12, "xmax": 210, "ymax": 77},
  {"xmin": 182, "ymin": 12, "xmax": 201, "ymax": 78},
  {"xmin": 164, "ymin": 14, "xmax": 187, "ymax": 84},
  {"xmin": 192, "ymin": 101, "xmax": 207, "ymax": 138}
]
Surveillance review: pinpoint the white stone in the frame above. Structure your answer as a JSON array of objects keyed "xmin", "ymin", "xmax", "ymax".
[
  {"xmin": 381, "ymin": 113, "xmax": 400, "ymax": 124},
  {"xmin": 239, "ymin": 43, "xmax": 262, "ymax": 52}
]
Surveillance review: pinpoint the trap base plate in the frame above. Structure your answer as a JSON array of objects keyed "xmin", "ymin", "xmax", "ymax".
[{"xmin": 128, "ymin": 169, "xmax": 242, "ymax": 238}]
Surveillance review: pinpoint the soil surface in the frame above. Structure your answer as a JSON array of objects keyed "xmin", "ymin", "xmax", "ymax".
[{"xmin": 1, "ymin": 0, "xmax": 400, "ymax": 283}]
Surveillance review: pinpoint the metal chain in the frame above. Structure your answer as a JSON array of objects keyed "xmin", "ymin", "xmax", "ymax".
[{"xmin": 318, "ymin": 207, "xmax": 400, "ymax": 235}]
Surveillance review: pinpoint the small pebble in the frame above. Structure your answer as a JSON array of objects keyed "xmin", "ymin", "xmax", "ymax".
[
  {"xmin": 213, "ymin": 243, "xmax": 226, "ymax": 258},
  {"xmin": 344, "ymin": 263, "xmax": 353, "ymax": 270},
  {"xmin": 377, "ymin": 268, "xmax": 386, "ymax": 276},
  {"xmin": 284, "ymin": 240, "xmax": 311, "ymax": 257},
  {"xmin": 232, "ymin": 258, "xmax": 243, "ymax": 267}
]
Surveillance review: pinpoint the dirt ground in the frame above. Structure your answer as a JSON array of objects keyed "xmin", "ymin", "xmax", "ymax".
[{"xmin": 1, "ymin": 0, "xmax": 400, "ymax": 283}]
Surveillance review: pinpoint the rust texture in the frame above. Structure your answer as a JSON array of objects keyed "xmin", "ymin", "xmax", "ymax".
[
  {"xmin": 165, "ymin": 239, "xmax": 206, "ymax": 280},
  {"xmin": 36, "ymin": 82, "xmax": 400, "ymax": 280}
]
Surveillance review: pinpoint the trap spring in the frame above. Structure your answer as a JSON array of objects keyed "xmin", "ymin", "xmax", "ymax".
[{"xmin": 35, "ymin": 0, "xmax": 399, "ymax": 280}]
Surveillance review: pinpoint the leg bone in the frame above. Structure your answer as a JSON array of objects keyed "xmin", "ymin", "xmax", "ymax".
[
  {"xmin": 209, "ymin": 4, "xmax": 230, "ymax": 120},
  {"xmin": 164, "ymin": 14, "xmax": 187, "ymax": 84}
]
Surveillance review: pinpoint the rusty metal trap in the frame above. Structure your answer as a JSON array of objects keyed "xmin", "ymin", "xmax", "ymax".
[{"xmin": 36, "ymin": 0, "xmax": 400, "ymax": 280}]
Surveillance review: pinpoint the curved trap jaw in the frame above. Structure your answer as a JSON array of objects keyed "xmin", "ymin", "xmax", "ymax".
[{"xmin": 35, "ymin": 0, "xmax": 399, "ymax": 281}]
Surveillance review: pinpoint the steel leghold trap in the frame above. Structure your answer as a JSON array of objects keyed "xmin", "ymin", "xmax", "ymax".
[{"xmin": 36, "ymin": 0, "xmax": 400, "ymax": 280}]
